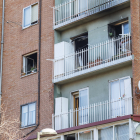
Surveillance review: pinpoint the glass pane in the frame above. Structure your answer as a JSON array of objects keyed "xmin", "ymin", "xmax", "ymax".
[
  {"xmin": 24, "ymin": 6, "xmax": 31, "ymax": 27},
  {"xmin": 115, "ymin": 124, "xmax": 129, "ymax": 140},
  {"xmin": 79, "ymin": 88, "xmax": 88, "ymax": 124},
  {"xmin": 28, "ymin": 103, "xmax": 35, "ymax": 125},
  {"xmin": 123, "ymin": 23, "xmax": 129, "ymax": 34},
  {"xmin": 99, "ymin": 127, "xmax": 113, "ymax": 140},
  {"xmin": 79, "ymin": 132, "xmax": 91, "ymax": 140},
  {"xmin": 22, "ymin": 105, "xmax": 28, "ymax": 127},
  {"xmin": 110, "ymin": 81, "xmax": 120, "ymax": 117}
]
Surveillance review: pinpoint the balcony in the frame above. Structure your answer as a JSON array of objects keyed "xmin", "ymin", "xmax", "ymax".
[
  {"xmin": 52, "ymin": 97, "xmax": 132, "ymax": 130},
  {"xmin": 53, "ymin": 33, "xmax": 132, "ymax": 83},
  {"xmin": 53, "ymin": 0, "xmax": 130, "ymax": 30}
]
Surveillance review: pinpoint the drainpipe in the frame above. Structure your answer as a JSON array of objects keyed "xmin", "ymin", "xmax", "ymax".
[{"xmin": 0, "ymin": 0, "xmax": 5, "ymax": 108}]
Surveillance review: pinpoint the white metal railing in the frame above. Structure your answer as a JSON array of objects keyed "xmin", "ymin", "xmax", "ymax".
[
  {"xmin": 52, "ymin": 97, "xmax": 132, "ymax": 130},
  {"xmin": 53, "ymin": 0, "xmax": 129, "ymax": 26},
  {"xmin": 54, "ymin": 33, "xmax": 132, "ymax": 81}
]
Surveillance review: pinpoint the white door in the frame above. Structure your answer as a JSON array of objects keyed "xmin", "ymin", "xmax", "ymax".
[
  {"xmin": 79, "ymin": 88, "xmax": 89, "ymax": 125},
  {"xmin": 110, "ymin": 77, "xmax": 132, "ymax": 118}
]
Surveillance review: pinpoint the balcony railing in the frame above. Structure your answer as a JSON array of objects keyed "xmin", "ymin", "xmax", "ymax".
[
  {"xmin": 52, "ymin": 97, "xmax": 132, "ymax": 130},
  {"xmin": 53, "ymin": 0, "xmax": 129, "ymax": 27},
  {"xmin": 53, "ymin": 33, "xmax": 132, "ymax": 83}
]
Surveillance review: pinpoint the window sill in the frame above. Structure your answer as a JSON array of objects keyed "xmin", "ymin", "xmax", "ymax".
[
  {"xmin": 20, "ymin": 124, "xmax": 37, "ymax": 130},
  {"xmin": 20, "ymin": 71, "xmax": 37, "ymax": 78},
  {"xmin": 22, "ymin": 22, "xmax": 38, "ymax": 30}
]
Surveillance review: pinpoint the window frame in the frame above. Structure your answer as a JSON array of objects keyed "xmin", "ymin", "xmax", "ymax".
[
  {"xmin": 20, "ymin": 102, "xmax": 36, "ymax": 128},
  {"xmin": 71, "ymin": 87, "xmax": 89, "ymax": 109},
  {"xmin": 22, "ymin": 2, "xmax": 38, "ymax": 29},
  {"xmin": 22, "ymin": 51, "xmax": 38, "ymax": 76},
  {"xmin": 109, "ymin": 76, "xmax": 131, "ymax": 102}
]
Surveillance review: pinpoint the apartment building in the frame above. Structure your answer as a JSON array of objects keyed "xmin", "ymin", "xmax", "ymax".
[
  {"xmin": 0, "ymin": 0, "xmax": 54, "ymax": 139},
  {"xmin": 43, "ymin": 0, "xmax": 140, "ymax": 140}
]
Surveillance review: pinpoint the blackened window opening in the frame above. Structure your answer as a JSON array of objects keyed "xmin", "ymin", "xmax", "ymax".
[
  {"xmin": 115, "ymin": 24, "xmax": 122, "ymax": 37},
  {"xmin": 26, "ymin": 53, "xmax": 37, "ymax": 73},
  {"xmin": 72, "ymin": 33, "xmax": 88, "ymax": 69}
]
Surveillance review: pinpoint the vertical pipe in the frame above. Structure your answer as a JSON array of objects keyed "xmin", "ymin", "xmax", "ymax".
[{"xmin": 0, "ymin": 0, "xmax": 5, "ymax": 109}]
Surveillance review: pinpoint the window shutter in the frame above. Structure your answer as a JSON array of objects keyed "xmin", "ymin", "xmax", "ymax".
[
  {"xmin": 23, "ymin": 6, "xmax": 31, "ymax": 27},
  {"xmin": 31, "ymin": 4, "xmax": 38, "ymax": 23}
]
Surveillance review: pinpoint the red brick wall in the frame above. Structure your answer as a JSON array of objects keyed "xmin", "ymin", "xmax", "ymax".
[
  {"xmin": 2, "ymin": 0, "xmax": 54, "ymax": 138},
  {"xmin": 131, "ymin": 0, "xmax": 140, "ymax": 114}
]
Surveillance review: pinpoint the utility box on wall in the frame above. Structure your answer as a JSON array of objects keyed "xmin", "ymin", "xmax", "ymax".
[
  {"xmin": 55, "ymin": 97, "xmax": 68, "ymax": 130},
  {"xmin": 54, "ymin": 41, "xmax": 74, "ymax": 79}
]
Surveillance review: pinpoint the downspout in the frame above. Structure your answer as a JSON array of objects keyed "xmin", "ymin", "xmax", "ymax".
[
  {"xmin": 23, "ymin": 0, "xmax": 41, "ymax": 137},
  {"xmin": 0, "ymin": 0, "xmax": 5, "ymax": 107}
]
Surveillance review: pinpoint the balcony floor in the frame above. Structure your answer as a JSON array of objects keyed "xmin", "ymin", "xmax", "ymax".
[{"xmin": 53, "ymin": 55, "xmax": 133, "ymax": 84}]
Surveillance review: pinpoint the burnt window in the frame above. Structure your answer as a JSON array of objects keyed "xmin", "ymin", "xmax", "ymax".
[
  {"xmin": 22, "ymin": 52, "xmax": 37, "ymax": 76},
  {"xmin": 71, "ymin": 33, "xmax": 88, "ymax": 68}
]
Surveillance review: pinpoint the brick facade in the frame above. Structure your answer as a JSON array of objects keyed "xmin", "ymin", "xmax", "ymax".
[
  {"xmin": 131, "ymin": 0, "xmax": 140, "ymax": 115},
  {"xmin": 1, "ymin": 0, "xmax": 54, "ymax": 138}
]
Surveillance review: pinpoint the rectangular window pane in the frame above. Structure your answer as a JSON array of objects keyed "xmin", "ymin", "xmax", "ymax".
[
  {"xmin": 28, "ymin": 103, "xmax": 35, "ymax": 125},
  {"xmin": 22, "ymin": 105, "xmax": 28, "ymax": 127},
  {"xmin": 24, "ymin": 6, "xmax": 31, "ymax": 27},
  {"xmin": 31, "ymin": 4, "xmax": 38, "ymax": 23},
  {"xmin": 79, "ymin": 132, "xmax": 91, "ymax": 140},
  {"xmin": 99, "ymin": 127, "xmax": 113, "ymax": 140},
  {"xmin": 79, "ymin": 88, "xmax": 88, "ymax": 124},
  {"xmin": 115, "ymin": 124, "xmax": 129, "ymax": 140},
  {"xmin": 123, "ymin": 22, "xmax": 129, "ymax": 34}
]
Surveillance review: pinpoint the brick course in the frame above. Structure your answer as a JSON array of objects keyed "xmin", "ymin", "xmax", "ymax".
[{"xmin": 1, "ymin": 0, "xmax": 54, "ymax": 138}]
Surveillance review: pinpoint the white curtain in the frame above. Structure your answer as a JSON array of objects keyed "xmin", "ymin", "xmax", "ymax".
[
  {"xmin": 79, "ymin": 88, "xmax": 88, "ymax": 124},
  {"xmin": 24, "ymin": 6, "xmax": 31, "ymax": 27},
  {"xmin": 99, "ymin": 127, "xmax": 113, "ymax": 140},
  {"xmin": 22, "ymin": 106, "xmax": 28, "ymax": 127},
  {"xmin": 29, "ymin": 103, "xmax": 35, "ymax": 125},
  {"xmin": 115, "ymin": 124, "xmax": 129, "ymax": 140}
]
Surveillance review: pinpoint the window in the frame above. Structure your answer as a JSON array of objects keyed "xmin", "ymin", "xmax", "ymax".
[
  {"xmin": 64, "ymin": 134, "xmax": 76, "ymax": 140},
  {"xmin": 99, "ymin": 124, "xmax": 129, "ymax": 140},
  {"xmin": 108, "ymin": 19, "xmax": 129, "ymax": 38},
  {"xmin": 71, "ymin": 33, "xmax": 88, "ymax": 68},
  {"xmin": 22, "ymin": 52, "xmax": 37, "ymax": 76},
  {"xmin": 72, "ymin": 88, "xmax": 89, "ymax": 125},
  {"xmin": 98, "ymin": 127, "xmax": 113, "ymax": 140},
  {"xmin": 115, "ymin": 124, "xmax": 129, "ymax": 140},
  {"xmin": 21, "ymin": 102, "xmax": 36, "ymax": 127},
  {"xmin": 109, "ymin": 77, "xmax": 132, "ymax": 117},
  {"xmin": 23, "ymin": 3, "xmax": 38, "ymax": 28}
]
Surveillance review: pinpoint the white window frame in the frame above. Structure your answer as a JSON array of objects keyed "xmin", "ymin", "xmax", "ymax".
[
  {"xmin": 22, "ymin": 51, "xmax": 37, "ymax": 75},
  {"xmin": 22, "ymin": 2, "xmax": 38, "ymax": 29},
  {"xmin": 109, "ymin": 76, "xmax": 131, "ymax": 102},
  {"xmin": 71, "ymin": 87, "xmax": 89, "ymax": 110},
  {"xmin": 21, "ymin": 102, "xmax": 36, "ymax": 127}
]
